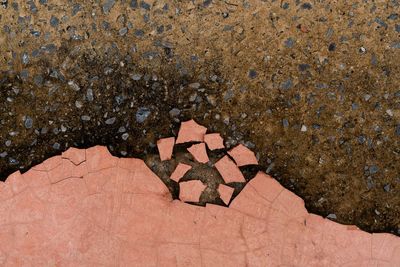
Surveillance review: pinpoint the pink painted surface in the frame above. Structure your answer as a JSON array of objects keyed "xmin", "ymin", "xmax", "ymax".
[
  {"xmin": 170, "ymin": 163, "xmax": 192, "ymax": 182},
  {"xmin": 179, "ymin": 180, "xmax": 206, "ymax": 203},
  {"xmin": 214, "ymin": 155, "xmax": 246, "ymax": 183},
  {"xmin": 157, "ymin": 137, "xmax": 175, "ymax": 161},
  {"xmin": 0, "ymin": 146, "xmax": 399, "ymax": 266},
  {"xmin": 228, "ymin": 144, "xmax": 258, "ymax": 166},
  {"xmin": 204, "ymin": 133, "xmax": 225, "ymax": 150},
  {"xmin": 217, "ymin": 184, "xmax": 234, "ymax": 205},
  {"xmin": 187, "ymin": 143, "xmax": 209, "ymax": 163},
  {"xmin": 176, "ymin": 119, "xmax": 207, "ymax": 144}
]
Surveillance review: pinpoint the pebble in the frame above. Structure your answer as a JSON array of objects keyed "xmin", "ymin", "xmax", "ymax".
[
  {"xmin": 131, "ymin": 73, "xmax": 142, "ymax": 81},
  {"xmin": 136, "ymin": 107, "xmax": 151, "ymax": 123},
  {"xmin": 281, "ymin": 79, "xmax": 293, "ymax": 90},
  {"xmin": 53, "ymin": 143, "xmax": 60, "ymax": 150},
  {"xmin": 301, "ymin": 3, "xmax": 312, "ymax": 9},
  {"xmin": 105, "ymin": 117, "xmax": 116, "ymax": 125},
  {"xmin": 72, "ymin": 4, "xmax": 81, "ymax": 16},
  {"xmin": 86, "ymin": 89, "xmax": 94, "ymax": 101},
  {"xmin": 130, "ymin": 0, "xmax": 138, "ymax": 9},
  {"xmin": 24, "ymin": 116, "xmax": 33, "ymax": 129},
  {"xmin": 81, "ymin": 115, "xmax": 91, "ymax": 121},
  {"xmin": 383, "ymin": 184, "xmax": 391, "ymax": 192},
  {"xmin": 298, "ymin": 64, "xmax": 310, "ymax": 71},
  {"xmin": 386, "ymin": 109, "xmax": 393, "ymax": 117},
  {"xmin": 68, "ymin": 81, "xmax": 80, "ymax": 91},
  {"xmin": 301, "ymin": 125, "xmax": 307, "ymax": 132},
  {"xmin": 248, "ymin": 69, "xmax": 257, "ymax": 79},
  {"xmin": 169, "ymin": 108, "xmax": 181, "ymax": 117},
  {"xmin": 396, "ymin": 125, "xmax": 400, "ymax": 136},
  {"xmin": 102, "ymin": 0, "xmax": 115, "ymax": 14},
  {"xmin": 121, "ymin": 133, "xmax": 129, "ymax": 140},
  {"xmin": 0, "ymin": 152, "xmax": 7, "ymax": 158},
  {"xmin": 22, "ymin": 52, "xmax": 29, "ymax": 65},
  {"xmin": 284, "ymin": 37, "xmax": 295, "ymax": 48},
  {"xmin": 327, "ymin": 214, "xmax": 337, "ymax": 220},
  {"xmin": 369, "ymin": 165, "xmax": 379, "ymax": 175},
  {"xmin": 50, "ymin": 16, "xmax": 59, "ymax": 27},
  {"xmin": 75, "ymin": 100, "xmax": 83, "ymax": 108},
  {"xmin": 119, "ymin": 27, "xmax": 128, "ymax": 36},
  {"xmin": 140, "ymin": 1, "xmax": 151, "ymax": 10},
  {"xmin": 282, "ymin": 119, "xmax": 289, "ymax": 128}
]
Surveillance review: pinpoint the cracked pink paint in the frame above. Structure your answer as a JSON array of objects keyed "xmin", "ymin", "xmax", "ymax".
[
  {"xmin": 187, "ymin": 143, "xmax": 209, "ymax": 163},
  {"xmin": 228, "ymin": 144, "xmax": 258, "ymax": 166},
  {"xmin": 157, "ymin": 137, "xmax": 175, "ymax": 161},
  {"xmin": 0, "ymin": 146, "xmax": 399, "ymax": 266},
  {"xmin": 214, "ymin": 155, "xmax": 246, "ymax": 183},
  {"xmin": 217, "ymin": 184, "xmax": 234, "ymax": 205},
  {"xmin": 179, "ymin": 180, "xmax": 206, "ymax": 203},
  {"xmin": 204, "ymin": 133, "xmax": 225, "ymax": 150},
  {"xmin": 176, "ymin": 119, "xmax": 207, "ymax": 144},
  {"xmin": 170, "ymin": 163, "xmax": 192, "ymax": 182}
]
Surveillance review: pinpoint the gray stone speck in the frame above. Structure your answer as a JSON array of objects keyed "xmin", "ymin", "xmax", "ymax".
[
  {"xmin": 0, "ymin": 152, "xmax": 7, "ymax": 158},
  {"xmin": 5, "ymin": 140, "xmax": 11, "ymax": 147},
  {"xmin": 53, "ymin": 143, "xmax": 60, "ymax": 150},
  {"xmin": 140, "ymin": 1, "xmax": 150, "ymax": 10},
  {"xmin": 68, "ymin": 80, "xmax": 80, "ymax": 91},
  {"xmin": 119, "ymin": 27, "xmax": 128, "ymax": 36},
  {"xmin": 369, "ymin": 165, "xmax": 379, "ymax": 174},
  {"xmin": 72, "ymin": 4, "xmax": 81, "ymax": 16},
  {"xmin": 24, "ymin": 116, "xmax": 33, "ymax": 129},
  {"xmin": 169, "ymin": 108, "xmax": 181, "ymax": 117},
  {"xmin": 102, "ymin": 0, "xmax": 115, "ymax": 14},
  {"xmin": 391, "ymin": 42, "xmax": 400, "ymax": 49},
  {"xmin": 248, "ymin": 69, "xmax": 257, "ymax": 79},
  {"xmin": 282, "ymin": 119, "xmax": 289, "ymax": 128},
  {"xmin": 81, "ymin": 115, "xmax": 91, "ymax": 121},
  {"xmin": 130, "ymin": 0, "xmax": 138, "ymax": 9},
  {"xmin": 105, "ymin": 117, "xmax": 116, "ymax": 125},
  {"xmin": 396, "ymin": 125, "xmax": 400, "ymax": 136},
  {"xmin": 50, "ymin": 16, "xmax": 59, "ymax": 27},
  {"xmin": 280, "ymin": 79, "xmax": 293, "ymax": 90},
  {"xmin": 327, "ymin": 214, "xmax": 337, "ymax": 220},
  {"xmin": 131, "ymin": 73, "xmax": 142, "ymax": 81},
  {"xmin": 284, "ymin": 37, "xmax": 295, "ymax": 48},
  {"xmin": 122, "ymin": 133, "xmax": 129, "ymax": 140},
  {"xmin": 383, "ymin": 184, "xmax": 391, "ymax": 192},
  {"xmin": 136, "ymin": 107, "xmax": 151, "ymax": 123},
  {"xmin": 396, "ymin": 24, "xmax": 400, "ymax": 33},
  {"xmin": 86, "ymin": 89, "xmax": 94, "ymax": 101},
  {"xmin": 22, "ymin": 52, "xmax": 29, "ymax": 65}
]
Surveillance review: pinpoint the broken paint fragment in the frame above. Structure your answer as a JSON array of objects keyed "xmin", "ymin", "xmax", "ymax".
[
  {"xmin": 218, "ymin": 184, "xmax": 234, "ymax": 205},
  {"xmin": 187, "ymin": 143, "xmax": 209, "ymax": 163},
  {"xmin": 204, "ymin": 133, "xmax": 224, "ymax": 150},
  {"xmin": 176, "ymin": 119, "xmax": 207, "ymax": 144},
  {"xmin": 157, "ymin": 137, "xmax": 175, "ymax": 161},
  {"xmin": 170, "ymin": 163, "xmax": 192, "ymax": 182},
  {"xmin": 179, "ymin": 180, "xmax": 206, "ymax": 202},
  {"xmin": 214, "ymin": 155, "xmax": 246, "ymax": 183},
  {"xmin": 228, "ymin": 144, "xmax": 258, "ymax": 166}
]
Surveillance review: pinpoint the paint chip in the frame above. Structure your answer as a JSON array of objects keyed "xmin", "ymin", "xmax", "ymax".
[
  {"xmin": 187, "ymin": 143, "xmax": 209, "ymax": 163},
  {"xmin": 204, "ymin": 133, "xmax": 224, "ymax": 150},
  {"xmin": 170, "ymin": 163, "xmax": 192, "ymax": 182},
  {"xmin": 218, "ymin": 184, "xmax": 234, "ymax": 205},
  {"xmin": 176, "ymin": 119, "xmax": 207, "ymax": 144},
  {"xmin": 157, "ymin": 137, "xmax": 175, "ymax": 161},
  {"xmin": 214, "ymin": 155, "xmax": 246, "ymax": 183},
  {"xmin": 228, "ymin": 144, "xmax": 258, "ymax": 166},
  {"xmin": 179, "ymin": 180, "xmax": 206, "ymax": 202}
]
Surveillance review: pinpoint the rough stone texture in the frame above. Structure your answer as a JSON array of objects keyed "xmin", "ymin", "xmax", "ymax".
[
  {"xmin": 0, "ymin": 146, "xmax": 399, "ymax": 266},
  {"xmin": 1, "ymin": 0, "xmax": 399, "ymax": 235}
]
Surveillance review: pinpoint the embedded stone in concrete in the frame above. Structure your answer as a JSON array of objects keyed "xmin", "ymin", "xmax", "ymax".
[
  {"xmin": 187, "ymin": 143, "xmax": 209, "ymax": 163},
  {"xmin": 204, "ymin": 133, "xmax": 224, "ymax": 150},
  {"xmin": 176, "ymin": 119, "xmax": 207, "ymax": 144},
  {"xmin": 228, "ymin": 144, "xmax": 258, "ymax": 166},
  {"xmin": 218, "ymin": 184, "xmax": 234, "ymax": 205},
  {"xmin": 0, "ymin": 147, "xmax": 399, "ymax": 266},
  {"xmin": 157, "ymin": 137, "xmax": 175, "ymax": 161},
  {"xmin": 170, "ymin": 163, "xmax": 192, "ymax": 182},
  {"xmin": 214, "ymin": 155, "xmax": 246, "ymax": 183},
  {"xmin": 179, "ymin": 180, "xmax": 206, "ymax": 203}
]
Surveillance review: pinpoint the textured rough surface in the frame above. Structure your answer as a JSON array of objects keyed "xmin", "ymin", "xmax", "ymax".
[
  {"xmin": 1, "ymin": 0, "xmax": 399, "ymax": 235},
  {"xmin": 0, "ymin": 146, "xmax": 399, "ymax": 266}
]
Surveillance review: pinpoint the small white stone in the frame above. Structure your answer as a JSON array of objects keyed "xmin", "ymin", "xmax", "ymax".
[
  {"xmin": 386, "ymin": 109, "xmax": 393, "ymax": 117},
  {"xmin": 301, "ymin": 125, "xmax": 307, "ymax": 132}
]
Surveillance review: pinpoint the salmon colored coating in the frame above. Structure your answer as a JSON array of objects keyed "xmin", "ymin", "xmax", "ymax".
[
  {"xmin": 228, "ymin": 144, "xmax": 258, "ymax": 166},
  {"xmin": 218, "ymin": 184, "xmax": 235, "ymax": 205},
  {"xmin": 204, "ymin": 133, "xmax": 225, "ymax": 150},
  {"xmin": 176, "ymin": 119, "xmax": 207, "ymax": 144},
  {"xmin": 187, "ymin": 143, "xmax": 209, "ymax": 163},
  {"xmin": 179, "ymin": 180, "xmax": 206, "ymax": 202},
  {"xmin": 214, "ymin": 155, "xmax": 246, "ymax": 183},
  {"xmin": 170, "ymin": 163, "xmax": 192, "ymax": 182},
  {"xmin": 157, "ymin": 137, "xmax": 175, "ymax": 161},
  {"xmin": 0, "ymin": 146, "xmax": 399, "ymax": 266}
]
